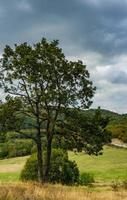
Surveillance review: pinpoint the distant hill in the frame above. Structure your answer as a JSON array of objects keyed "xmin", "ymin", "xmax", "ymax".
[
  {"xmin": 84, "ymin": 108, "xmax": 120, "ymax": 118},
  {"xmin": 84, "ymin": 109, "xmax": 127, "ymax": 143},
  {"xmin": 14, "ymin": 108, "xmax": 127, "ymax": 143}
]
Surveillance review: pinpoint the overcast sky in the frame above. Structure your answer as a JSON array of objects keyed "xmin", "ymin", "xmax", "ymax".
[{"xmin": 0, "ymin": 0, "xmax": 127, "ymax": 113}]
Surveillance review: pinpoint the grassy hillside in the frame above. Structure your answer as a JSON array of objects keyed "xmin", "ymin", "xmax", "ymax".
[
  {"xmin": 69, "ymin": 146, "xmax": 127, "ymax": 182},
  {"xmin": 0, "ymin": 156, "xmax": 28, "ymax": 181},
  {"xmin": 0, "ymin": 146, "xmax": 127, "ymax": 183}
]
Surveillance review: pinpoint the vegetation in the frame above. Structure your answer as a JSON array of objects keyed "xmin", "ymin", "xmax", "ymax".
[
  {"xmin": 0, "ymin": 108, "xmax": 111, "ymax": 160},
  {"xmin": 0, "ymin": 37, "xmax": 126, "ymax": 188},
  {"xmin": 0, "ymin": 156, "xmax": 28, "ymax": 181},
  {"xmin": 69, "ymin": 146, "xmax": 127, "ymax": 182},
  {"xmin": 21, "ymin": 149, "xmax": 79, "ymax": 185},
  {"xmin": 84, "ymin": 109, "xmax": 127, "ymax": 143},
  {"xmin": 0, "ymin": 182, "xmax": 127, "ymax": 200},
  {"xmin": 79, "ymin": 172, "xmax": 95, "ymax": 186},
  {"xmin": 0, "ymin": 38, "xmax": 95, "ymax": 182},
  {"xmin": 64, "ymin": 108, "xmax": 111, "ymax": 155},
  {"xmin": 0, "ymin": 146, "xmax": 127, "ymax": 183},
  {"xmin": 0, "ymin": 139, "xmax": 34, "ymax": 158}
]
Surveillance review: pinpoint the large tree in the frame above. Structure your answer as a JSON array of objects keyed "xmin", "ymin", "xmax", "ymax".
[{"xmin": 0, "ymin": 38, "xmax": 95, "ymax": 182}]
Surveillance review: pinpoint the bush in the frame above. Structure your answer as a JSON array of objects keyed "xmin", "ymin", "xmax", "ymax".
[
  {"xmin": 0, "ymin": 139, "xmax": 34, "ymax": 159},
  {"xmin": 0, "ymin": 143, "xmax": 8, "ymax": 158},
  {"xmin": 20, "ymin": 148, "xmax": 79, "ymax": 185},
  {"xmin": 79, "ymin": 172, "xmax": 95, "ymax": 186},
  {"xmin": 111, "ymin": 181, "xmax": 120, "ymax": 191},
  {"xmin": 7, "ymin": 139, "xmax": 34, "ymax": 157},
  {"xmin": 20, "ymin": 154, "xmax": 38, "ymax": 181},
  {"xmin": 122, "ymin": 180, "xmax": 127, "ymax": 190},
  {"xmin": 49, "ymin": 149, "xmax": 79, "ymax": 184}
]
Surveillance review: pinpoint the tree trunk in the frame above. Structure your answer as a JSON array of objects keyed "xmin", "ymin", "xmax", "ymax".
[
  {"xmin": 44, "ymin": 135, "xmax": 52, "ymax": 182},
  {"xmin": 36, "ymin": 128, "xmax": 43, "ymax": 183}
]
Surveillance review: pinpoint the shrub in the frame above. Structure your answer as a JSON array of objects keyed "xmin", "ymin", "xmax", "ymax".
[
  {"xmin": 0, "ymin": 143, "xmax": 8, "ymax": 158},
  {"xmin": 20, "ymin": 154, "xmax": 38, "ymax": 181},
  {"xmin": 0, "ymin": 139, "xmax": 34, "ymax": 159},
  {"xmin": 20, "ymin": 148, "xmax": 79, "ymax": 185},
  {"xmin": 122, "ymin": 180, "xmax": 127, "ymax": 190},
  {"xmin": 7, "ymin": 139, "xmax": 34, "ymax": 157},
  {"xmin": 79, "ymin": 172, "xmax": 95, "ymax": 186},
  {"xmin": 111, "ymin": 181, "xmax": 120, "ymax": 191}
]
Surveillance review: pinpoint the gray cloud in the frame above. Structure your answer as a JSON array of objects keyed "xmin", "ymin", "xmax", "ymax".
[
  {"xmin": 111, "ymin": 71, "xmax": 127, "ymax": 84},
  {"xmin": 0, "ymin": 0, "xmax": 127, "ymax": 113}
]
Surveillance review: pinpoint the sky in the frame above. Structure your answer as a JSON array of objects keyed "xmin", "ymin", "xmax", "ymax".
[{"xmin": 0, "ymin": 0, "xmax": 127, "ymax": 113}]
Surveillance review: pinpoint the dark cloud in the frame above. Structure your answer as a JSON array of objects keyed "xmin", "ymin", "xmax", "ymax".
[
  {"xmin": 0, "ymin": 0, "xmax": 127, "ymax": 113},
  {"xmin": 0, "ymin": 0, "xmax": 127, "ymax": 56}
]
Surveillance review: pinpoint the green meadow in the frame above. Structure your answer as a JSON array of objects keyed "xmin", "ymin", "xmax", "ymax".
[
  {"xmin": 0, "ymin": 146, "xmax": 127, "ymax": 182},
  {"xmin": 0, "ymin": 156, "xmax": 28, "ymax": 181},
  {"xmin": 69, "ymin": 146, "xmax": 127, "ymax": 182}
]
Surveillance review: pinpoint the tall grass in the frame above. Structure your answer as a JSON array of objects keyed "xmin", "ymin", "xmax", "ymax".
[{"xmin": 0, "ymin": 182, "xmax": 127, "ymax": 200}]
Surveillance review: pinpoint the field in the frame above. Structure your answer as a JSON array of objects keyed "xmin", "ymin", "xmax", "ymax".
[
  {"xmin": 69, "ymin": 146, "xmax": 127, "ymax": 183},
  {"xmin": 0, "ymin": 156, "xmax": 28, "ymax": 181},
  {"xmin": 0, "ymin": 146, "xmax": 127, "ymax": 183}
]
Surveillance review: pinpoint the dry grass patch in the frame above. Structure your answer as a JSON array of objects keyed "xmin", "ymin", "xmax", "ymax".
[
  {"xmin": 0, "ymin": 164, "xmax": 24, "ymax": 173},
  {"xmin": 0, "ymin": 182, "xmax": 127, "ymax": 200}
]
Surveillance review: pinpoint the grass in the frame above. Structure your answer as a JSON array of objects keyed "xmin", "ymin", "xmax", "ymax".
[
  {"xmin": 0, "ymin": 146, "xmax": 127, "ymax": 183},
  {"xmin": 0, "ymin": 172, "xmax": 20, "ymax": 181},
  {"xmin": 0, "ymin": 156, "xmax": 28, "ymax": 182},
  {"xmin": 69, "ymin": 146, "xmax": 127, "ymax": 182},
  {"xmin": 0, "ymin": 146, "xmax": 127, "ymax": 199},
  {"xmin": 0, "ymin": 182, "xmax": 127, "ymax": 200}
]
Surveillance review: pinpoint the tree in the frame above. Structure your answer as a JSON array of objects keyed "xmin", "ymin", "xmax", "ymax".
[
  {"xmin": 21, "ymin": 148, "xmax": 79, "ymax": 185},
  {"xmin": 0, "ymin": 96, "xmax": 22, "ymax": 133},
  {"xmin": 61, "ymin": 107, "xmax": 112, "ymax": 155},
  {"xmin": 0, "ymin": 38, "xmax": 95, "ymax": 182},
  {"xmin": 0, "ymin": 97, "xmax": 35, "ymax": 158}
]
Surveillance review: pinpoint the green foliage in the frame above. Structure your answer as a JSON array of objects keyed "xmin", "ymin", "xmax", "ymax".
[
  {"xmin": 0, "ymin": 37, "xmax": 95, "ymax": 182},
  {"xmin": 48, "ymin": 149, "xmax": 79, "ymax": 184},
  {"xmin": 63, "ymin": 107, "xmax": 112, "ymax": 155},
  {"xmin": 84, "ymin": 109, "xmax": 127, "ymax": 143},
  {"xmin": 21, "ymin": 149, "xmax": 79, "ymax": 185},
  {"xmin": 20, "ymin": 154, "xmax": 38, "ymax": 181},
  {"xmin": 7, "ymin": 139, "xmax": 34, "ymax": 157},
  {"xmin": 0, "ymin": 139, "xmax": 34, "ymax": 158},
  {"xmin": 0, "ymin": 143, "xmax": 8, "ymax": 158},
  {"xmin": 79, "ymin": 172, "xmax": 95, "ymax": 186},
  {"xmin": 0, "ymin": 97, "xmax": 23, "ymax": 132},
  {"xmin": 107, "ymin": 124, "xmax": 127, "ymax": 142},
  {"xmin": 51, "ymin": 135, "xmax": 75, "ymax": 151}
]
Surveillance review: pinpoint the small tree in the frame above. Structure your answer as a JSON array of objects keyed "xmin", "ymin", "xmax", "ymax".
[
  {"xmin": 0, "ymin": 38, "xmax": 95, "ymax": 182},
  {"xmin": 0, "ymin": 97, "xmax": 22, "ymax": 133}
]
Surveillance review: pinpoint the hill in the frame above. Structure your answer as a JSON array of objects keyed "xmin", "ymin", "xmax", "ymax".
[{"xmin": 84, "ymin": 109, "xmax": 127, "ymax": 142}]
